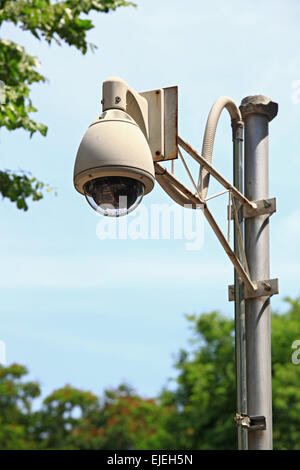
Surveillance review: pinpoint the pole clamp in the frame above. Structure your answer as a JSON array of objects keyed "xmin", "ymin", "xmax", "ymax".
[
  {"xmin": 235, "ymin": 413, "xmax": 266, "ymax": 431},
  {"xmin": 228, "ymin": 278, "xmax": 279, "ymax": 301},
  {"xmin": 243, "ymin": 197, "xmax": 276, "ymax": 218},
  {"xmin": 227, "ymin": 197, "xmax": 276, "ymax": 220}
]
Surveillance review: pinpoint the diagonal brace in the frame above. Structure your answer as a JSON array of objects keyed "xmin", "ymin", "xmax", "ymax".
[
  {"xmin": 178, "ymin": 136, "xmax": 256, "ymax": 211},
  {"xmin": 154, "ymin": 164, "xmax": 257, "ymax": 295}
]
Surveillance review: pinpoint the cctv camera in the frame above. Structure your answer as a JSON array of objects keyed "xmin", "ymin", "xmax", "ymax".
[
  {"xmin": 73, "ymin": 77, "xmax": 178, "ymax": 217},
  {"xmin": 74, "ymin": 107, "xmax": 155, "ymax": 217},
  {"xmin": 84, "ymin": 176, "xmax": 145, "ymax": 217}
]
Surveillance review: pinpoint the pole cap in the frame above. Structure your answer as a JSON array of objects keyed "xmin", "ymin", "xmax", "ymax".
[{"xmin": 240, "ymin": 95, "xmax": 278, "ymax": 122}]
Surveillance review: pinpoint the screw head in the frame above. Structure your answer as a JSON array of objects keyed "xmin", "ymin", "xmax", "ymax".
[{"xmin": 263, "ymin": 282, "xmax": 272, "ymax": 292}]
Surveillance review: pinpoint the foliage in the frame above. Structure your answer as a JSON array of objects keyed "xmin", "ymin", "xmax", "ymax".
[
  {"xmin": 159, "ymin": 298, "xmax": 300, "ymax": 450},
  {"xmin": 35, "ymin": 384, "xmax": 100, "ymax": 449},
  {"xmin": 0, "ymin": 364, "xmax": 40, "ymax": 449},
  {"xmin": 0, "ymin": 369, "xmax": 168, "ymax": 450},
  {"xmin": 0, "ymin": 39, "xmax": 47, "ymax": 136},
  {"xmin": 0, "ymin": 0, "xmax": 135, "ymax": 210},
  {"xmin": 271, "ymin": 297, "xmax": 300, "ymax": 449},
  {"xmin": 65, "ymin": 384, "xmax": 170, "ymax": 450},
  {"xmin": 0, "ymin": 1, "xmax": 135, "ymax": 53},
  {"xmin": 0, "ymin": 169, "xmax": 49, "ymax": 210},
  {"xmin": 160, "ymin": 311, "xmax": 237, "ymax": 450},
  {"xmin": 1, "ymin": 298, "xmax": 300, "ymax": 449}
]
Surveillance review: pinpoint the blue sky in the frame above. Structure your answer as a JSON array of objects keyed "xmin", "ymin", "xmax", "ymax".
[{"xmin": 1, "ymin": 0, "xmax": 300, "ymax": 400}]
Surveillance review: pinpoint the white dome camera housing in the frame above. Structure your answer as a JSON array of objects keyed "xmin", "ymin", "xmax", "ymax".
[
  {"xmin": 74, "ymin": 77, "xmax": 178, "ymax": 217},
  {"xmin": 74, "ymin": 108, "xmax": 155, "ymax": 217}
]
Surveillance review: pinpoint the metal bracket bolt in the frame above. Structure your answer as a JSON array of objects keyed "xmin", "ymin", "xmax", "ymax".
[{"xmin": 235, "ymin": 413, "xmax": 266, "ymax": 431}]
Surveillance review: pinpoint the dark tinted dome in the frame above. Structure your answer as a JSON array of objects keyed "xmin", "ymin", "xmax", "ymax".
[{"xmin": 84, "ymin": 176, "xmax": 145, "ymax": 217}]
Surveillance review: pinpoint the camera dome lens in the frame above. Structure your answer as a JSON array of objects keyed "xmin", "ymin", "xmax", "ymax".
[{"xmin": 83, "ymin": 176, "xmax": 145, "ymax": 217}]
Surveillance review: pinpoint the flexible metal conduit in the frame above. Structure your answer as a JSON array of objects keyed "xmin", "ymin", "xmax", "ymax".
[{"xmin": 199, "ymin": 96, "xmax": 242, "ymax": 199}]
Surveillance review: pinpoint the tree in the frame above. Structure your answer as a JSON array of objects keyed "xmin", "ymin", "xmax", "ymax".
[
  {"xmin": 1, "ymin": 298, "xmax": 300, "ymax": 449},
  {"xmin": 0, "ymin": 0, "xmax": 135, "ymax": 211},
  {"xmin": 35, "ymin": 383, "xmax": 100, "ymax": 449},
  {"xmin": 64, "ymin": 384, "xmax": 170, "ymax": 450},
  {"xmin": 160, "ymin": 311, "xmax": 237, "ymax": 449},
  {"xmin": 0, "ymin": 363, "xmax": 40, "ymax": 449},
  {"xmin": 271, "ymin": 297, "xmax": 300, "ymax": 449},
  {"xmin": 0, "ymin": 366, "xmax": 168, "ymax": 450},
  {"xmin": 160, "ymin": 297, "xmax": 300, "ymax": 450}
]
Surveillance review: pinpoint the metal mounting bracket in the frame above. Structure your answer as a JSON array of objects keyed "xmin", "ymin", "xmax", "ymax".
[
  {"xmin": 141, "ymin": 86, "xmax": 178, "ymax": 162},
  {"xmin": 227, "ymin": 197, "xmax": 276, "ymax": 220},
  {"xmin": 243, "ymin": 197, "xmax": 276, "ymax": 218},
  {"xmin": 235, "ymin": 413, "xmax": 266, "ymax": 431},
  {"xmin": 228, "ymin": 278, "xmax": 279, "ymax": 301}
]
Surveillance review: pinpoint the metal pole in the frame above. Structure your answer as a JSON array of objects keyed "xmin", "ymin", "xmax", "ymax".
[
  {"xmin": 232, "ymin": 122, "xmax": 248, "ymax": 450},
  {"xmin": 240, "ymin": 95, "xmax": 278, "ymax": 450}
]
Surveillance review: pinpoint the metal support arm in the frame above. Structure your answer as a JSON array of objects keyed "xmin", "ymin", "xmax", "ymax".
[
  {"xmin": 155, "ymin": 135, "xmax": 280, "ymax": 302},
  {"xmin": 178, "ymin": 136, "xmax": 257, "ymax": 211},
  {"xmin": 154, "ymin": 163, "xmax": 257, "ymax": 294}
]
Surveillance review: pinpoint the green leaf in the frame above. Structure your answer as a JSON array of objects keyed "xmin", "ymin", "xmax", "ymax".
[
  {"xmin": 0, "ymin": 0, "xmax": 136, "ymax": 210},
  {"xmin": 0, "ymin": 169, "xmax": 52, "ymax": 211}
]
